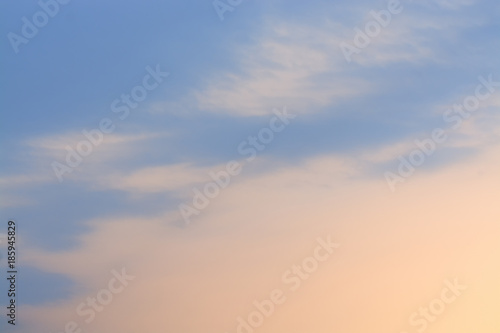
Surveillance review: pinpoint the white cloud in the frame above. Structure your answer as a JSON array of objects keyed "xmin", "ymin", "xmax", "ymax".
[
  {"xmin": 191, "ymin": 2, "xmax": 487, "ymax": 117},
  {"xmin": 193, "ymin": 21, "xmax": 372, "ymax": 117},
  {"xmin": 100, "ymin": 163, "xmax": 215, "ymax": 194},
  {"xmin": 27, "ymin": 131, "xmax": 166, "ymax": 161}
]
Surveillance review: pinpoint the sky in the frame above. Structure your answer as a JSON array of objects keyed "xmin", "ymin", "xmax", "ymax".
[{"xmin": 0, "ymin": 0, "xmax": 499, "ymax": 332}]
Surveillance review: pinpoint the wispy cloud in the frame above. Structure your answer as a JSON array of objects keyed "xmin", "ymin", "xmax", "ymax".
[{"xmin": 193, "ymin": 20, "xmax": 372, "ymax": 116}]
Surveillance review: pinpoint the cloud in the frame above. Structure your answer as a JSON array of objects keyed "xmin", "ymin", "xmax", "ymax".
[
  {"xmin": 5, "ymin": 1, "xmax": 499, "ymax": 332},
  {"xmin": 189, "ymin": 1, "xmax": 488, "ymax": 118},
  {"xmin": 100, "ymin": 163, "xmax": 215, "ymax": 194},
  {"xmin": 27, "ymin": 131, "xmax": 166, "ymax": 162},
  {"xmin": 20, "ymin": 138, "xmax": 500, "ymax": 333},
  {"xmin": 21, "ymin": 131, "xmax": 171, "ymax": 184},
  {"xmin": 193, "ymin": 20, "xmax": 372, "ymax": 117},
  {"xmin": 71, "ymin": 87, "xmax": 500, "ymax": 200}
]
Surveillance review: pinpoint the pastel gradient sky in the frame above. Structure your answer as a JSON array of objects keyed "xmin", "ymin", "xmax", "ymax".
[{"xmin": 0, "ymin": 0, "xmax": 499, "ymax": 332}]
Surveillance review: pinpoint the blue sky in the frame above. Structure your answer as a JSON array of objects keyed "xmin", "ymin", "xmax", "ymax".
[{"xmin": 0, "ymin": 1, "xmax": 499, "ymax": 332}]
